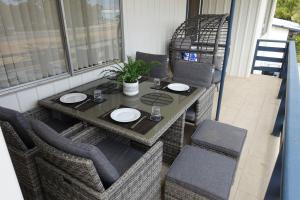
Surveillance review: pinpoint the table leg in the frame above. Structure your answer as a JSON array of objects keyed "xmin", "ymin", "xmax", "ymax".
[
  {"xmin": 160, "ymin": 113, "xmax": 186, "ymax": 164},
  {"xmin": 195, "ymin": 85, "xmax": 215, "ymax": 125}
]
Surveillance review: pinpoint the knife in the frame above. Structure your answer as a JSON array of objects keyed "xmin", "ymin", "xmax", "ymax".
[
  {"xmin": 74, "ymin": 98, "xmax": 91, "ymax": 109},
  {"xmin": 131, "ymin": 116, "xmax": 147, "ymax": 129}
]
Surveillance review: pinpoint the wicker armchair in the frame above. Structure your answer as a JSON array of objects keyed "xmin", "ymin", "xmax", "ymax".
[
  {"xmin": 0, "ymin": 106, "xmax": 83, "ymax": 200},
  {"xmin": 169, "ymin": 14, "xmax": 228, "ymax": 85},
  {"xmin": 29, "ymin": 122, "xmax": 163, "ymax": 200}
]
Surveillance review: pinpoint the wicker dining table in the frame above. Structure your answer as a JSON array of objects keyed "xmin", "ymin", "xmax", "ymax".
[{"xmin": 38, "ymin": 78, "xmax": 206, "ymax": 162}]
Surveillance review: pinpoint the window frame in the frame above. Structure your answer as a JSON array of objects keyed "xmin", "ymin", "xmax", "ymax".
[
  {"xmin": 0, "ymin": 0, "xmax": 124, "ymax": 95},
  {"xmin": 261, "ymin": 0, "xmax": 276, "ymax": 36}
]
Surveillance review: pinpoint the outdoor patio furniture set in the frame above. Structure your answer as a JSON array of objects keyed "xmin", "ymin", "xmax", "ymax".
[{"xmin": 0, "ymin": 51, "xmax": 246, "ymax": 200}]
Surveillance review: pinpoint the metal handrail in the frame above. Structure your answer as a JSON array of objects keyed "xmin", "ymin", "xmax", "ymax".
[
  {"xmin": 265, "ymin": 41, "xmax": 300, "ymax": 200},
  {"xmin": 282, "ymin": 41, "xmax": 300, "ymax": 199}
]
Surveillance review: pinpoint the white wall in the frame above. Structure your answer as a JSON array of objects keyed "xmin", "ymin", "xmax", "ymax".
[
  {"xmin": 0, "ymin": 68, "xmax": 107, "ymax": 112},
  {"xmin": 202, "ymin": 0, "xmax": 272, "ymax": 77},
  {"xmin": 267, "ymin": 26, "xmax": 289, "ymax": 40},
  {"xmin": 0, "ymin": 0, "xmax": 187, "ymax": 112},
  {"xmin": 123, "ymin": 0, "xmax": 187, "ymax": 57},
  {"xmin": 0, "ymin": 127, "xmax": 24, "ymax": 200}
]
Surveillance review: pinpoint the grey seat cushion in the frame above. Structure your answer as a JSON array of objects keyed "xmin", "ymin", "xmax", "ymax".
[
  {"xmin": 173, "ymin": 60, "xmax": 213, "ymax": 88},
  {"xmin": 31, "ymin": 120, "xmax": 120, "ymax": 188},
  {"xmin": 0, "ymin": 106, "xmax": 34, "ymax": 149},
  {"xmin": 166, "ymin": 145, "xmax": 237, "ymax": 200},
  {"xmin": 185, "ymin": 105, "xmax": 196, "ymax": 122},
  {"xmin": 96, "ymin": 138, "xmax": 144, "ymax": 175},
  {"xmin": 136, "ymin": 51, "xmax": 168, "ymax": 79},
  {"xmin": 213, "ymin": 69, "xmax": 222, "ymax": 84},
  {"xmin": 199, "ymin": 54, "xmax": 224, "ymax": 70},
  {"xmin": 43, "ymin": 117, "xmax": 77, "ymax": 133},
  {"xmin": 192, "ymin": 120, "xmax": 247, "ymax": 158}
]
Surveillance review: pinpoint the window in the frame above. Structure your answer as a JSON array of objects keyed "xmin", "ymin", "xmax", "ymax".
[
  {"xmin": 0, "ymin": 0, "xmax": 122, "ymax": 90},
  {"xmin": 0, "ymin": 0, "xmax": 67, "ymax": 89},
  {"xmin": 63, "ymin": 0, "xmax": 121, "ymax": 71}
]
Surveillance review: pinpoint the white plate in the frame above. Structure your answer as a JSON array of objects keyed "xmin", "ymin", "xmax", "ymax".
[
  {"xmin": 110, "ymin": 108, "xmax": 141, "ymax": 123},
  {"xmin": 60, "ymin": 93, "xmax": 87, "ymax": 104},
  {"xmin": 167, "ymin": 83, "xmax": 190, "ymax": 92}
]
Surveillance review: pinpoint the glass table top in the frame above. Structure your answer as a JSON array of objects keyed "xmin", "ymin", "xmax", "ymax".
[{"xmin": 39, "ymin": 78, "xmax": 206, "ymax": 146}]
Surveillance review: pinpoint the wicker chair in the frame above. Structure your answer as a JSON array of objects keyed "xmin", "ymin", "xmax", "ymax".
[
  {"xmin": 136, "ymin": 51, "xmax": 169, "ymax": 79},
  {"xmin": 0, "ymin": 106, "xmax": 83, "ymax": 200},
  {"xmin": 169, "ymin": 14, "xmax": 229, "ymax": 83},
  {"xmin": 171, "ymin": 60, "xmax": 216, "ymax": 125},
  {"xmin": 168, "ymin": 14, "xmax": 229, "ymax": 125},
  {"xmin": 29, "ymin": 121, "xmax": 163, "ymax": 200}
]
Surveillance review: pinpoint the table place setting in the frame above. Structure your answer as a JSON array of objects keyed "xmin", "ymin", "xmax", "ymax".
[
  {"xmin": 52, "ymin": 90, "xmax": 106, "ymax": 112},
  {"xmin": 99, "ymin": 105, "xmax": 163, "ymax": 135},
  {"xmin": 150, "ymin": 78, "xmax": 197, "ymax": 96}
]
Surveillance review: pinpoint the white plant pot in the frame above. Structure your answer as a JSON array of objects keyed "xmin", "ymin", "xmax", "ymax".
[{"xmin": 123, "ymin": 81, "xmax": 139, "ymax": 96}]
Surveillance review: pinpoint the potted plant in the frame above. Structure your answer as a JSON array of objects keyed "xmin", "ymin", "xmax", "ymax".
[{"xmin": 103, "ymin": 57, "xmax": 154, "ymax": 96}]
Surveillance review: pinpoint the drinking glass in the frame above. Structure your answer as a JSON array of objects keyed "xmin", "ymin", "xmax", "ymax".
[
  {"xmin": 150, "ymin": 106, "xmax": 161, "ymax": 121},
  {"xmin": 94, "ymin": 89, "xmax": 104, "ymax": 103},
  {"xmin": 153, "ymin": 78, "xmax": 161, "ymax": 89}
]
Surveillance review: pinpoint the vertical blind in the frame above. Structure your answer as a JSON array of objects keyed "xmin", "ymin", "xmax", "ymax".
[
  {"xmin": 64, "ymin": 0, "xmax": 121, "ymax": 71},
  {"xmin": 0, "ymin": 0, "xmax": 67, "ymax": 89},
  {"xmin": 0, "ymin": 0, "xmax": 122, "ymax": 89}
]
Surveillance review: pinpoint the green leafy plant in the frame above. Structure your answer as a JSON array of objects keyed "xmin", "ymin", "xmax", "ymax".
[
  {"xmin": 275, "ymin": 0, "xmax": 300, "ymax": 62},
  {"xmin": 103, "ymin": 57, "xmax": 157, "ymax": 83}
]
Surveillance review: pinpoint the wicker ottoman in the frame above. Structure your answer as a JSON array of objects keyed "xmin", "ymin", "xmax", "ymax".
[
  {"xmin": 165, "ymin": 145, "xmax": 237, "ymax": 200},
  {"xmin": 191, "ymin": 120, "xmax": 247, "ymax": 159}
]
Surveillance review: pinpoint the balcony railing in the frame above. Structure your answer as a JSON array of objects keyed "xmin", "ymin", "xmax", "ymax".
[{"xmin": 265, "ymin": 41, "xmax": 300, "ymax": 200}]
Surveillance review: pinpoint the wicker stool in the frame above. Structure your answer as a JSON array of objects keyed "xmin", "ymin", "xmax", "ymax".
[
  {"xmin": 191, "ymin": 120, "xmax": 247, "ymax": 159},
  {"xmin": 165, "ymin": 145, "xmax": 237, "ymax": 200}
]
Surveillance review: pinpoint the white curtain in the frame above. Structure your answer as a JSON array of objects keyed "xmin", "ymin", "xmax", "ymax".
[
  {"xmin": 63, "ymin": 0, "xmax": 122, "ymax": 71},
  {"xmin": 0, "ymin": 0, "xmax": 67, "ymax": 89}
]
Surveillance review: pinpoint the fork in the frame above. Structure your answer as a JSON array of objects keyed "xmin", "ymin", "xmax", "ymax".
[{"xmin": 102, "ymin": 106, "xmax": 120, "ymax": 118}]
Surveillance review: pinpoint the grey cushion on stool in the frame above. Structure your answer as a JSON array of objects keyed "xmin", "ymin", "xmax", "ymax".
[
  {"xmin": 191, "ymin": 120, "xmax": 247, "ymax": 158},
  {"xmin": 185, "ymin": 104, "xmax": 196, "ymax": 122},
  {"xmin": 165, "ymin": 145, "xmax": 237, "ymax": 200}
]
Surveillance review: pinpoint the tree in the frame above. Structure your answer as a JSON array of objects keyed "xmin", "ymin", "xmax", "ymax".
[
  {"xmin": 275, "ymin": 0, "xmax": 300, "ymax": 62},
  {"xmin": 275, "ymin": 0, "xmax": 300, "ymax": 23},
  {"xmin": 292, "ymin": 1, "xmax": 300, "ymax": 22}
]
